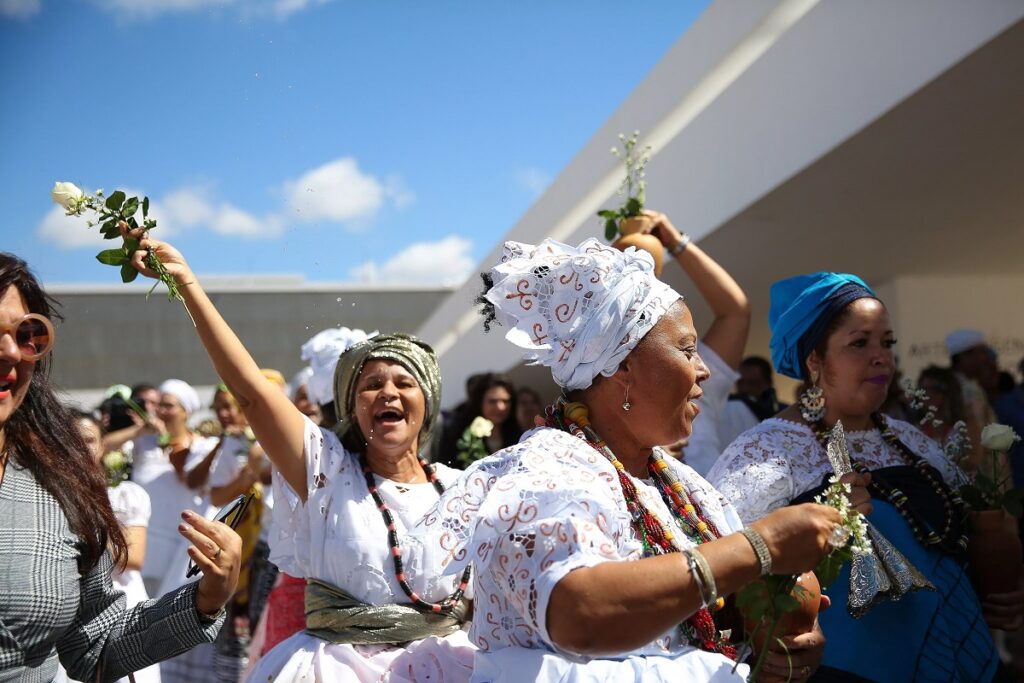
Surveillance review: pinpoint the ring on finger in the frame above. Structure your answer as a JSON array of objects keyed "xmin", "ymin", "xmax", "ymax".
[
  {"xmin": 210, "ymin": 546, "xmax": 222, "ymax": 561},
  {"xmin": 827, "ymin": 524, "xmax": 850, "ymax": 549}
]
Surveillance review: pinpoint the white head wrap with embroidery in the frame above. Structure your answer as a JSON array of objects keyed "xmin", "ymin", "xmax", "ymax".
[
  {"xmin": 484, "ymin": 237, "xmax": 680, "ymax": 391},
  {"xmin": 301, "ymin": 327, "xmax": 377, "ymax": 407},
  {"xmin": 159, "ymin": 378, "xmax": 201, "ymax": 415}
]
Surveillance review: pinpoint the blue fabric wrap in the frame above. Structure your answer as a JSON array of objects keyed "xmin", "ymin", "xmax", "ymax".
[
  {"xmin": 768, "ymin": 273, "xmax": 874, "ymax": 380},
  {"xmin": 817, "ymin": 502, "xmax": 999, "ymax": 682}
]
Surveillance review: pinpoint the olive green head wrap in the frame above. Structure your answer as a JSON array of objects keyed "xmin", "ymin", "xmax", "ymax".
[{"xmin": 332, "ymin": 333, "xmax": 442, "ymax": 453}]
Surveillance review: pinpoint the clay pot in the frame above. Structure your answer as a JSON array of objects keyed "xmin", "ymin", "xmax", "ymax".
[
  {"xmin": 744, "ymin": 572, "xmax": 822, "ymax": 653},
  {"xmin": 781, "ymin": 571, "xmax": 821, "ymax": 636},
  {"xmin": 968, "ymin": 509, "xmax": 1023, "ymax": 597},
  {"xmin": 612, "ymin": 232, "xmax": 664, "ymax": 278},
  {"xmin": 618, "ymin": 215, "xmax": 653, "ymax": 235}
]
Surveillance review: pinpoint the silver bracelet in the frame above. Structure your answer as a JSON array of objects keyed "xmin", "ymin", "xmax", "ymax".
[
  {"xmin": 683, "ymin": 547, "xmax": 718, "ymax": 608},
  {"xmin": 669, "ymin": 234, "xmax": 691, "ymax": 256},
  {"xmin": 739, "ymin": 527, "xmax": 773, "ymax": 576}
]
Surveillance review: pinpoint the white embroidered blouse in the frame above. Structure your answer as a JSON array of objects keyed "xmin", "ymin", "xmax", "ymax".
[{"xmin": 411, "ymin": 426, "xmax": 746, "ymax": 676}]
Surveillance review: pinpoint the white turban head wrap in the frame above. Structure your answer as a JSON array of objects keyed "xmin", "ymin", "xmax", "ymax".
[
  {"xmin": 482, "ymin": 238, "xmax": 681, "ymax": 391},
  {"xmin": 159, "ymin": 378, "xmax": 201, "ymax": 415},
  {"xmin": 300, "ymin": 327, "xmax": 377, "ymax": 407}
]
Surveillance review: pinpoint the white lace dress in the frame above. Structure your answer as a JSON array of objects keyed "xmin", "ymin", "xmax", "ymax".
[
  {"xmin": 248, "ymin": 417, "xmax": 475, "ymax": 683},
  {"xmin": 705, "ymin": 417, "xmax": 960, "ymax": 524},
  {"xmin": 411, "ymin": 427, "xmax": 748, "ymax": 683}
]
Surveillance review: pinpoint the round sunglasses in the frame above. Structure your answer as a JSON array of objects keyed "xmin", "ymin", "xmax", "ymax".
[{"xmin": 1, "ymin": 313, "xmax": 55, "ymax": 362}]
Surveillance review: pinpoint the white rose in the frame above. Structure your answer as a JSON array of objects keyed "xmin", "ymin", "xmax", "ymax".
[
  {"xmin": 468, "ymin": 416, "xmax": 494, "ymax": 439},
  {"xmin": 981, "ymin": 423, "xmax": 1019, "ymax": 452},
  {"xmin": 51, "ymin": 181, "xmax": 84, "ymax": 212}
]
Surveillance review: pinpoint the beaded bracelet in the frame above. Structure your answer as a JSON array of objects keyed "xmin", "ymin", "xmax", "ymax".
[
  {"xmin": 739, "ymin": 527, "xmax": 773, "ymax": 576},
  {"xmin": 683, "ymin": 547, "xmax": 718, "ymax": 608}
]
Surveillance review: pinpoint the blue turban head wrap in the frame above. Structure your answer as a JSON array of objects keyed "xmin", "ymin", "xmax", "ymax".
[{"xmin": 769, "ymin": 272, "xmax": 876, "ymax": 380}]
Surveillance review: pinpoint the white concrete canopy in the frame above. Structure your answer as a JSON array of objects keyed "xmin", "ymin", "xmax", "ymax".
[{"xmin": 416, "ymin": 0, "xmax": 1024, "ymax": 407}]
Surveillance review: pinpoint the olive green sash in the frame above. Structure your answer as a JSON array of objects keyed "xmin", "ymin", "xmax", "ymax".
[{"xmin": 304, "ymin": 578, "xmax": 468, "ymax": 645}]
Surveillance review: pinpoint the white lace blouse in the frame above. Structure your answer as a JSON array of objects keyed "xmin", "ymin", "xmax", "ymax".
[
  {"xmin": 706, "ymin": 417, "xmax": 959, "ymax": 524},
  {"xmin": 268, "ymin": 416, "xmax": 466, "ymax": 605},
  {"xmin": 411, "ymin": 426, "xmax": 746, "ymax": 677}
]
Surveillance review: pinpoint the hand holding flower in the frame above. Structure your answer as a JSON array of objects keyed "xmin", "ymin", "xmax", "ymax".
[
  {"xmin": 838, "ymin": 471, "xmax": 873, "ymax": 516},
  {"xmin": 122, "ymin": 224, "xmax": 195, "ymax": 290}
]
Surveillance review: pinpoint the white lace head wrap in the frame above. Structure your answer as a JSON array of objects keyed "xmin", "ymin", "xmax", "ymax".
[
  {"xmin": 483, "ymin": 237, "xmax": 681, "ymax": 391},
  {"xmin": 301, "ymin": 327, "xmax": 377, "ymax": 407},
  {"xmin": 159, "ymin": 378, "xmax": 200, "ymax": 415}
]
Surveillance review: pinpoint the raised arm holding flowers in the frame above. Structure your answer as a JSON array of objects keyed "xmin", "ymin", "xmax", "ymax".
[{"xmin": 118, "ymin": 224, "xmax": 478, "ymax": 681}]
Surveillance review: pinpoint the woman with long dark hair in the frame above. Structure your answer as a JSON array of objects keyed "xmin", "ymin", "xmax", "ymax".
[{"xmin": 0, "ymin": 252, "xmax": 241, "ymax": 682}]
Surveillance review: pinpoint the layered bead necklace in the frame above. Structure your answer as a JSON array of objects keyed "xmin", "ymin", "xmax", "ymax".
[
  {"xmin": 812, "ymin": 412, "xmax": 968, "ymax": 555},
  {"xmin": 359, "ymin": 453, "xmax": 472, "ymax": 615},
  {"xmin": 545, "ymin": 399, "xmax": 736, "ymax": 660}
]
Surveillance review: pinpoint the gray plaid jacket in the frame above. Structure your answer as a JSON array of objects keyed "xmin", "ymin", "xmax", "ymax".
[{"xmin": 0, "ymin": 462, "xmax": 224, "ymax": 682}]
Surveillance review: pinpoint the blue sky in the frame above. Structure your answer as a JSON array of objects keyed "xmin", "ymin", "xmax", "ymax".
[{"xmin": 1, "ymin": 0, "xmax": 709, "ymax": 286}]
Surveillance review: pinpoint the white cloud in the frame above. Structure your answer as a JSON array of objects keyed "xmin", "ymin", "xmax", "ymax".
[
  {"xmin": 39, "ymin": 156, "xmax": 405, "ymax": 248},
  {"xmin": 281, "ymin": 157, "xmax": 384, "ymax": 224},
  {"xmin": 0, "ymin": 0, "xmax": 40, "ymax": 19},
  {"xmin": 351, "ymin": 236, "xmax": 475, "ymax": 286},
  {"xmin": 515, "ymin": 166, "xmax": 551, "ymax": 196},
  {"xmin": 37, "ymin": 206, "xmax": 102, "ymax": 249},
  {"xmin": 272, "ymin": 0, "xmax": 332, "ymax": 19}
]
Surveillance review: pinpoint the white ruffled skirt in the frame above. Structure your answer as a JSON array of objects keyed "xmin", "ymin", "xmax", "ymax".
[{"xmin": 245, "ymin": 629, "xmax": 475, "ymax": 683}]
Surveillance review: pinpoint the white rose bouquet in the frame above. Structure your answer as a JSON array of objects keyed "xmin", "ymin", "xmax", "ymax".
[
  {"xmin": 50, "ymin": 181, "xmax": 186, "ymax": 309},
  {"xmin": 456, "ymin": 416, "xmax": 493, "ymax": 468}
]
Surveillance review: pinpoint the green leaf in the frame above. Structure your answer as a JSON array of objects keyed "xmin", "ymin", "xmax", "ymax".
[
  {"xmin": 124, "ymin": 237, "xmax": 139, "ymax": 252},
  {"xmin": 773, "ymin": 594, "xmax": 800, "ymax": 613},
  {"xmin": 127, "ymin": 216, "xmax": 138, "ymax": 229},
  {"xmin": 596, "ymin": 209, "xmax": 618, "ymax": 219},
  {"xmin": 142, "ymin": 196, "xmax": 149, "ymax": 218},
  {"xmin": 120, "ymin": 262, "xmax": 138, "ymax": 283},
  {"xmin": 100, "ymin": 222, "xmax": 121, "ymax": 240},
  {"xmin": 604, "ymin": 218, "xmax": 619, "ymax": 241},
  {"xmin": 625, "ymin": 196, "xmax": 642, "ymax": 216},
  {"xmin": 121, "ymin": 196, "xmax": 139, "ymax": 218},
  {"xmin": 105, "ymin": 190, "xmax": 126, "ymax": 212},
  {"xmin": 96, "ymin": 248, "xmax": 129, "ymax": 266}
]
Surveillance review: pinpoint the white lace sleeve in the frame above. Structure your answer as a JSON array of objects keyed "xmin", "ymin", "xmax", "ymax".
[{"xmin": 706, "ymin": 424, "xmax": 797, "ymax": 525}]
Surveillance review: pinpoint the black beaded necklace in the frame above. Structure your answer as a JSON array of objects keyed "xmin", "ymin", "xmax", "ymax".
[
  {"xmin": 812, "ymin": 413, "xmax": 967, "ymax": 555},
  {"xmin": 359, "ymin": 453, "xmax": 472, "ymax": 614}
]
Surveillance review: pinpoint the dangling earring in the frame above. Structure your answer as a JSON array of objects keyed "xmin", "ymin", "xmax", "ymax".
[
  {"xmin": 799, "ymin": 370, "xmax": 825, "ymax": 423},
  {"xmin": 622, "ymin": 385, "xmax": 631, "ymax": 412}
]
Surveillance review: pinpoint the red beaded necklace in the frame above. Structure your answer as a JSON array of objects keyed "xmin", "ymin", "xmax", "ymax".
[
  {"xmin": 359, "ymin": 453, "xmax": 472, "ymax": 615},
  {"xmin": 546, "ymin": 400, "xmax": 736, "ymax": 660}
]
